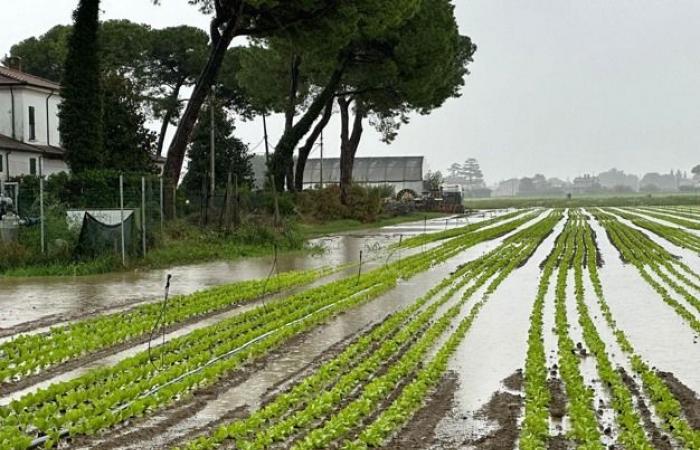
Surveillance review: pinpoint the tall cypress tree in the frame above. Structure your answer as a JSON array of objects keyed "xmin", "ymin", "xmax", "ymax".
[{"xmin": 59, "ymin": 0, "xmax": 104, "ymax": 173}]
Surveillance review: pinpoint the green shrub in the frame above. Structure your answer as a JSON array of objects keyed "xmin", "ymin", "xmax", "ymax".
[{"xmin": 296, "ymin": 185, "xmax": 384, "ymax": 223}]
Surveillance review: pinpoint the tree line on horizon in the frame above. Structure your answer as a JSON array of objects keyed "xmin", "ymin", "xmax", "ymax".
[{"xmin": 6, "ymin": 0, "xmax": 475, "ymax": 215}]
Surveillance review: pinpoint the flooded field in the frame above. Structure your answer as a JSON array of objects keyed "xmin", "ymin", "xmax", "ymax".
[{"xmin": 1, "ymin": 208, "xmax": 698, "ymax": 450}]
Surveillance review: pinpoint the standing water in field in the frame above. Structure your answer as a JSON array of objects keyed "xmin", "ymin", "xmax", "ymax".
[{"xmin": 0, "ymin": 215, "xmax": 497, "ymax": 332}]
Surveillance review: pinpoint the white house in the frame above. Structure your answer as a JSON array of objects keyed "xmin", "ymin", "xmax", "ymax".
[
  {"xmin": 1, "ymin": 60, "xmax": 165, "ymax": 184},
  {"xmin": 0, "ymin": 61, "xmax": 68, "ymax": 181}
]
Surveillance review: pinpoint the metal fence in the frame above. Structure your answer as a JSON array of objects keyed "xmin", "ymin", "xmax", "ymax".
[{"xmin": 0, "ymin": 174, "xmax": 165, "ymax": 265}]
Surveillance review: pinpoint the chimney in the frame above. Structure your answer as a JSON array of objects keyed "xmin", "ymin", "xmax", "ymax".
[{"xmin": 7, "ymin": 56, "xmax": 22, "ymax": 71}]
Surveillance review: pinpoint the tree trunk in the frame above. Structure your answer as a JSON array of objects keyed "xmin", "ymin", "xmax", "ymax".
[
  {"xmin": 270, "ymin": 61, "xmax": 346, "ymax": 193},
  {"xmin": 156, "ymin": 78, "xmax": 185, "ymax": 156},
  {"xmin": 294, "ymin": 97, "xmax": 333, "ymax": 191},
  {"xmin": 284, "ymin": 54, "xmax": 302, "ymax": 193},
  {"xmin": 339, "ymin": 98, "xmax": 364, "ymax": 205},
  {"xmin": 162, "ymin": 15, "xmax": 240, "ymax": 218}
]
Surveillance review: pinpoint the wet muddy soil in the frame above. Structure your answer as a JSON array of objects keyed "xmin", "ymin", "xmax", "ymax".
[
  {"xmin": 548, "ymin": 377, "xmax": 567, "ymax": 420},
  {"xmin": 464, "ymin": 373, "xmax": 523, "ymax": 450},
  {"xmin": 618, "ymin": 368, "xmax": 674, "ymax": 450},
  {"xmin": 382, "ymin": 373, "xmax": 459, "ymax": 450},
  {"xmin": 658, "ymin": 371, "xmax": 700, "ymax": 429}
]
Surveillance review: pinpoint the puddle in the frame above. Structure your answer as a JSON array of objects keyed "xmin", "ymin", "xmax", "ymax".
[
  {"xmin": 433, "ymin": 216, "xmax": 564, "ymax": 445},
  {"xmin": 0, "ymin": 215, "xmax": 499, "ymax": 331},
  {"xmin": 588, "ymin": 216, "xmax": 700, "ymax": 393}
]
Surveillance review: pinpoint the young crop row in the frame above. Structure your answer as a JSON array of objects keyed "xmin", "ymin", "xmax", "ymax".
[
  {"xmin": 630, "ymin": 207, "xmax": 700, "ymax": 230},
  {"xmin": 571, "ymin": 215, "xmax": 652, "ymax": 449},
  {"xmin": 550, "ymin": 214, "xmax": 601, "ymax": 447},
  {"xmin": 521, "ymin": 211, "xmax": 650, "ymax": 449},
  {"xmin": 583, "ymin": 213, "xmax": 700, "ymax": 449},
  {"xmin": 613, "ymin": 208, "xmax": 700, "ymax": 254},
  {"xmin": 0, "ymin": 208, "xmax": 537, "ymax": 449},
  {"xmin": 0, "ymin": 267, "xmax": 335, "ymax": 386},
  {"xmin": 175, "ymin": 210, "xmax": 564, "ymax": 450},
  {"xmin": 593, "ymin": 209, "xmax": 700, "ymax": 333},
  {"xmin": 397, "ymin": 209, "xmax": 536, "ymax": 249},
  {"xmin": 518, "ymin": 216, "xmax": 569, "ymax": 449},
  {"xmin": 642, "ymin": 206, "xmax": 700, "ymax": 222}
]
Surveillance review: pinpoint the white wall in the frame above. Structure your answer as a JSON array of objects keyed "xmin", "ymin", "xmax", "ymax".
[
  {"xmin": 16, "ymin": 88, "xmax": 61, "ymax": 146},
  {"xmin": 0, "ymin": 90, "xmax": 13, "ymax": 138},
  {"xmin": 0, "ymin": 86, "xmax": 61, "ymax": 146},
  {"xmin": 0, "ymin": 150, "xmax": 68, "ymax": 180}
]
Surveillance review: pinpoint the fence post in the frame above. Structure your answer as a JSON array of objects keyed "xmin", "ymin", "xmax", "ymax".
[
  {"xmin": 120, "ymin": 174, "xmax": 126, "ymax": 266},
  {"xmin": 159, "ymin": 176, "xmax": 164, "ymax": 233},
  {"xmin": 40, "ymin": 177, "xmax": 45, "ymax": 254},
  {"xmin": 142, "ymin": 176, "xmax": 147, "ymax": 257}
]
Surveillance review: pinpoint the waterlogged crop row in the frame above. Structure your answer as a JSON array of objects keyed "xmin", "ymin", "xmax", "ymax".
[
  {"xmin": 642, "ymin": 206, "xmax": 700, "ymax": 223},
  {"xmin": 175, "ymin": 210, "xmax": 563, "ymax": 450},
  {"xmin": 550, "ymin": 216, "xmax": 602, "ymax": 447},
  {"xmin": 593, "ymin": 209, "xmax": 700, "ymax": 332},
  {"xmin": 583, "ymin": 213, "xmax": 700, "ymax": 449},
  {"xmin": 398, "ymin": 209, "xmax": 536, "ymax": 248},
  {"xmin": 571, "ymin": 216, "xmax": 651, "ymax": 449},
  {"xmin": 0, "ymin": 267, "xmax": 335, "ymax": 385},
  {"xmin": 519, "ymin": 218, "xmax": 570, "ymax": 449},
  {"xmin": 340, "ymin": 217, "xmax": 561, "ymax": 450},
  {"xmin": 0, "ymin": 209, "xmax": 533, "ymax": 449},
  {"xmin": 631, "ymin": 207, "xmax": 700, "ymax": 230},
  {"xmin": 613, "ymin": 208, "xmax": 700, "ymax": 254}
]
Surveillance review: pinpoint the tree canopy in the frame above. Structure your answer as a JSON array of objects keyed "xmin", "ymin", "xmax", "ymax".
[
  {"xmin": 59, "ymin": 0, "xmax": 104, "ymax": 174},
  {"xmin": 182, "ymin": 103, "xmax": 253, "ymax": 195}
]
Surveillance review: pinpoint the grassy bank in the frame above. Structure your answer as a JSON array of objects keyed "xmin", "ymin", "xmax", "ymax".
[
  {"xmin": 0, "ymin": 213, "xmax": 448, "ymax": 278},
  {"xmin": 0, "ymin": 221, "xmax": 309, "ymax": 278},
  {"xmin": 299, "ymin": 212, "xmax": 451, "ymax": 238}
]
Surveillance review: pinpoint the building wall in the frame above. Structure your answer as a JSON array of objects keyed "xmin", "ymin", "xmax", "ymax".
[
  {"xmin": 0, "ymin": 149, "xmax": 68, "ymax": 180},
  {"xmin": 0, "ymin": 86, "xmax": 61, "ymax": 146},
  {"xmin": 0, "ymin": 90, "xmax": 13, "ymax": 138},
  {"xmin": 15, "ymin": 88, "xmax": 61, "ymax": 146},
  {"xmin": 0, "ymin": 88, "xmax": 25, "ymax": 140}
]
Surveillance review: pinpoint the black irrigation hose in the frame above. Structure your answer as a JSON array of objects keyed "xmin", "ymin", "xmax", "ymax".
[{"xmin": 148, "ymin": 274, "xmax": 172, "ymax": 371}]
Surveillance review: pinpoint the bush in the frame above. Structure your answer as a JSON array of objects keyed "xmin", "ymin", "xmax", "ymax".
[{"xmin": 296, "ymin": 185, "xmax": 384, "ymax": 222}]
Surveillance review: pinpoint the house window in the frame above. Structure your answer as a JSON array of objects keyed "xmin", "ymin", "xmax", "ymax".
[
  {"xmin": 29, "ymin": 158, "xmax": 37, "ymax": 176},
  {"xmin": 0, "ymin": 155, "xmax": 3, "ymax": 172},
  {"xmin": 29, "ymin": 106, "xmax": 36, "ymax": 141}
]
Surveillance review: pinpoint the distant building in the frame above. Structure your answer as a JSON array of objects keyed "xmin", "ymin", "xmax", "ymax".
[
  {"xmin": 639, "ymin": 171, "xmax": 691, "ymax": 192},
  {"xmin": 492, "ymin": 178, "xmax": 520, "ymax": 197},
  {"xmin": 572, "ymin": 174, "xmax": 601, "ymax": 193},
  {"xmin": 597, "ymin": 168, "xmax": 639, "ymax": 191},
  {"xmin": 303, "ymin": 156, "xmax": 424, "ymax": 198}
]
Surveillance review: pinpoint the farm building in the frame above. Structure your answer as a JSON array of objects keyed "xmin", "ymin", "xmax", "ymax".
[{"xmin": 303, "ymin": 156, "xmax": 425, "ymax": 198}]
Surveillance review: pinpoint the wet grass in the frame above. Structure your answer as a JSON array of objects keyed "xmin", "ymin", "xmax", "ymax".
[{"xmin": 299, "ymin": 212, "xmax": 450, "ymax": 238}]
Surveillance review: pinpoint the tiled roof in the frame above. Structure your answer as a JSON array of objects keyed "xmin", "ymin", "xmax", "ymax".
[
  {"xmin": 0, "ymin": 66, "xmax": 60, "ymax": 91},
  {"xmin": 0, "ymin": 133, "xmax": 64, "ymax": 156}
]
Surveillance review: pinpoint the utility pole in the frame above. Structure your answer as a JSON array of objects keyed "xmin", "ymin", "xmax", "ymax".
[
  {"xmin": 39, "ymin": 177, "xmax": 45, "ymax": 254},
  {"xmin": 119, "ymin": 174, "xmax": 126, "ymax": 266},
  {"xmin": 262, "ymin": 113, "xmax": 270, "ymax": 163},
  {"xmin": 209, "ymin": 86, "xmax": 216, "ymax": 207},
  {"xmin": 319, "ymin": 131, "xmax": 324, "ymax": 189}
]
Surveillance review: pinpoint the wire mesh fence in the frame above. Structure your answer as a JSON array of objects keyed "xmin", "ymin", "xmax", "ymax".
[{"xmin": 0, "ymin": 174, "xmax": 165, "ymax": 268}]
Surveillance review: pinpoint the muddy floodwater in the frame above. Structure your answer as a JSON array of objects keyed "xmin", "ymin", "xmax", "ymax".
[{"xmin": 0, "ymin": 213, "xmax": 509, "ymax": 332}]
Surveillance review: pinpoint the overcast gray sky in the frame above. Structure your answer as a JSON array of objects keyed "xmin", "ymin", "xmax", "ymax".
[{"xmin": 2, "ymin": 0, "xmax": 699, "ymax": 184}]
